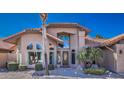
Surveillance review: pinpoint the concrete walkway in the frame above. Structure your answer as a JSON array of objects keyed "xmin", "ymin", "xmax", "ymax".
[
  {"xmin": 32, "ymin": 68, "xmax": 124, "ymax": 79},
  {"xmin": 0, "ymin": 68, "xmax": 123, "ymax": 79}
]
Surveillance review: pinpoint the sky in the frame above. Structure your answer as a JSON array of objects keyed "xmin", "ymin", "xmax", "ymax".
[{"xmin": 0, "ymin": 13, "xmax": 124, "ymax": 38}]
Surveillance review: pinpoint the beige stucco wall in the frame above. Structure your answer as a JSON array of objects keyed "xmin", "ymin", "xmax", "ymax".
[
  {"xmin": 116, "ymin": 44, "xmax": 124, "ymax": 73},
  {"xmin": 0, "ymin": 53, "xmax": 8, "ymax": 67},
  {"xmin": 0, "ymin": 52, "xmax": 17, "ymax": 67},
  {"xmin": 9, "ymin": 27, "xmax": 86, "ymax": 67},
  {"xmin": 47, "ymin": 27, "xmax": 86, "ymax": 51},
  {"xmin": 47, "ymin": 28, "xmax": 77, "ymax": 36},
  {"xmin": 18, "ymin": 32, "xmax": 57, "ymax": 66},
  {"xmin": 20, "ymin": 33, "xmax": 43, "ymax": 65},
  {"xmin": 47, "ymin": 27, "xmax": 86, "ymax": 66},
  {"xmin": 78, "ymin": 31, "xmax": 85, "ymax": 49},
  {"xmin": 102, "ymin": 47, "xmax": 117, "ymax": 72},
  {"xmin": 118, "ymin": 39, "xmax": 124, "ymax": 44},
  {"xmin": 7, "ymin": 53, "xmax": 17, "ymax": 62}
]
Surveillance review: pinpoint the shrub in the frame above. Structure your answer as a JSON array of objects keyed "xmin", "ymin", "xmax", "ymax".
[
  {"xmin": 7, "ymin": 62, "xmax": 19, "ymax": 71},
  {"xmin": 19, "ymin": 65, "xmax": 27, "ymax": 71},
  {"xmin": 35, "ymin": 63, "xmax": 43, "ymax": 71},
  {"xmin": 84, "ymin": 68, "xmax": 106, "ymax": 75},
  {"xmin": 48, "ymin": 64, "xmax": 54, "ymax": 70}
]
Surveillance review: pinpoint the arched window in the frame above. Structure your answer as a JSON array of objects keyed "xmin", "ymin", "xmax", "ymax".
[
  {"xmin": 27, "ymin": 43, "xmax": 33, "ymax": 50},
  {"xmin": 36, "ymin": 44, "xmax": 42, "ymax": 50}
]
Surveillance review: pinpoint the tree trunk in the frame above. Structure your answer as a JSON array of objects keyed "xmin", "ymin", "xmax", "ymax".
[{"xmin": 45, "ymin": 53, "xmax": 49, "ymax": 75}]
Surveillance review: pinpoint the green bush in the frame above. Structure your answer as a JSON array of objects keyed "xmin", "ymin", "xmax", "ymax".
[
  {"xmin": 84, "ymin": 68, "xmax": 106, "ymax": 75},
  {"xmin": 19, "ymin": 65, "xmax": 27, "ymax": 71},
  {"xmin": 35, "ymin": 63, "xmax": 43, "ymax": 71},
  {"xmin": 7, "ymin": 62, "xmax": 19, "ymax": 71},
  {"xmin": 48, "ymin": 64, "xmax": 54, "ymax": 70}
]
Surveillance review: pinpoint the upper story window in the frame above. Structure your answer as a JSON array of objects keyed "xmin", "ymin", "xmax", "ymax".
[
  {"xmin": 27, "ymin": 43, "xmax": 33, "ymax": 50},
  {"xmin": 58, "ymin": 34, "xmax": 70, "ymax": 48},
  {"xmin": 36, "ymin": 44, "xmax": 42, "ymax": 50}
]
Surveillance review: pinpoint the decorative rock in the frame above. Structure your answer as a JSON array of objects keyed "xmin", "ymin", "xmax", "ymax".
[
  {"xmin": 92, "ymin": 64, "xmax": 98, "ymax": 69},
  {"xmin": 76, "ymin": 65, "xmax": 83, "ymax": 71}
]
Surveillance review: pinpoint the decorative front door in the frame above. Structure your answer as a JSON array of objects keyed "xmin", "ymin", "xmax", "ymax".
[
  {"xmin": 28, "ymin": 52, "xmax": 41, "ymax": 65},
  {"xmin": 63, "ymin": 51, "xmax": 69, "ymax": 66}
]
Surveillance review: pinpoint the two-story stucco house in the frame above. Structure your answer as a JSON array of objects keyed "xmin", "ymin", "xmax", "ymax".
[
  {"xmin": 1, "ymin": 22, "xmax": 124, "ymax": 73},
  {"xmin": 3, "ymin": 23, "xmax": 89, "ymax": 68}
]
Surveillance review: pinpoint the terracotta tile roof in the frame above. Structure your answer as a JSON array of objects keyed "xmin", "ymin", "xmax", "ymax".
[
  {"xmin": 0, "ymin": 39, "xmax": 14, "ymax": 51},
  {"xmin": 103, "ymin": 34, "xmax": 124, "ymax": 45},
  {"xmin": 85, "ymin": 37, "xmax": 106, "ymax": 43},
  {"xmin": 3, "ymin": 28, "xmax": 63, "ymax": 44},
  {"xmin": 47, "ymin": 23, "xmax": 90, "ymax": 33},
  {"xmin": 85, "ymin": 34, "xmax": 124, "ymax": 47}
]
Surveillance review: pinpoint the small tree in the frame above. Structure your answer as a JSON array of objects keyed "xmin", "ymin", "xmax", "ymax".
[
  {"xmin": 77, "ymin": 48, "xmax": 92, "ymax": 68},
  {"xmin": 77, "ymin": 47, "xmax": 103, "ymax": 68},
  {"xmin": 88, "ymin": 48, "xmax": 103, "ymax": 67}
]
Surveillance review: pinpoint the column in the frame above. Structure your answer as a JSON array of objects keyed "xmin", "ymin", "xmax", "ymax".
[
  {"xmin": 54, "ymin": 46, "xmax": 57, "ymax": 65},
  {"xmin": 60, "ymin": 50, "xmax": 63, "ymax": 66}
]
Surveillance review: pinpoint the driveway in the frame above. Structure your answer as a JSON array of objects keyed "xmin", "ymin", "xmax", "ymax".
[{"xmin": 0, "ymin": 68, "xmax": 123, "ymax": 79}]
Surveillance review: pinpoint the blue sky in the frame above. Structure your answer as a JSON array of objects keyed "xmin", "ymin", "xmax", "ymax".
[{"xmin": 0, "ymin": 13, "xmax": 124, "ymax": 38}]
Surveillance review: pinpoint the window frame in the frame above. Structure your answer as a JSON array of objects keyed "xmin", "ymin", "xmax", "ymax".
[{"xmin": 57, "ymin": 33, "xmax": 70, "ymax": 49}]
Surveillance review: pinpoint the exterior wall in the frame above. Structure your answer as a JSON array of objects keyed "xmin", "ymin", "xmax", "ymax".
[
  {"xmin": 47, "ymin": 37, "xmax": 58, "ymax": 65},
  {"xmin": 0, "ymin": 52, "xmax": 17, "ymax": 67},
  {"xmin": 18, "ymin": 33, "xmax": 57, "ymax": 67},
  {"xmin": 47, "ymin": 27, "xmax": 86, "ymax": 66},
  {"xmin": 7, "ymin": 53, "xmax": 17, "ymax": 62},
  {"xmin": 47, "ymin": 28, "xmax": 77, "ymax": 37},
  {"xmin": 20, "ymin": 33, "xmax": 43, "ymax": 65},
  {"xmin": 102, "ymin": 47, "xmax": 117, "ymax": 72},
  {"xmin": 0, "ymin": 53, "xmax": 8, "ymax": 67},
  {"xmin": 118, "ymin": 39, "xmax": 124, "ymax": 44},
  {"xmin": 85, "ymin": 39, "xmax": 94, "ymax": 45},
  {"xmin": 116, "ymin": 44, "xmax": 124, "ymax": 73},
  {"xmin": 78, "ymin": 31, "xmax": 85, "ymax": 50},
  {"xmin": 2, "ymin": 26, "xmax": 86, "ymax": 68}
]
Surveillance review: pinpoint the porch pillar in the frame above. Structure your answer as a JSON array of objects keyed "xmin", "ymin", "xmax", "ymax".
[
  {"xmin": 60, "ymin": 50, "xmax": 63, "ymax": 66},
  {"xmin": 68, "ymin": 50, "xmax": 71, "ymax": 66},
  {"xmin": 17, "ymin": 48, "xmax": 22, "ymax": 65},
  {"xmin": 54, "ymin": 46, "xmax": 57, "ymax": 65}
]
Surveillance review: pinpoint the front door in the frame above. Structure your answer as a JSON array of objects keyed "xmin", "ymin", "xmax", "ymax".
[
  {"xmin": 28, "ymin": 52, "xmax": 41, "ymax": 65},
  {"xmin": 63, "ymin": 51, "xmax": 69, "ymax": 66}
]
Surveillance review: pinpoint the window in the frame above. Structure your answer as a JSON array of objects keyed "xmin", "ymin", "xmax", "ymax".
[
  {"xmin": 119, "ymin": 50, "xmax": 123, "ymax": 54},
  {"xmin": 58, "ymin": 34, "xmax": 70, "ymax": 48},
  {"xmin": 36, "ymin": 44, "xmax": 42, "ymax": 50},
  {"xmin": 71, "ymin": 50, "xmax": 75, "ymax": 64},
  {"xmin": 49, "ymin": 52, "xmax": 54, "ymax": 64},
  {"xmin": 49, "ymin": 43, "xmax": 54, "ymax": 50},
  {"xmin": 27, "ymin": 43, "xmax": 33, "ymax": 50}
]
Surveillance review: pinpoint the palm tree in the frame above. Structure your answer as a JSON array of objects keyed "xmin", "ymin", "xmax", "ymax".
[
  {"xmin": 77, "ymin": 48, "xmax": 92, "ymax": 68},
  {"xmin": 40, "ymin": 13, "xmax": 49, "ymax": 75},
  {"xmin": 77, "ymin": 47, "xmax": 103, "ymax": 68},
  {"xmin": 88, "ymin": 48, "xmax": 103, "ymax": 66},
  {"xmin": 96, "ymin": 34, "xmax": 104, "ymax": 39}
]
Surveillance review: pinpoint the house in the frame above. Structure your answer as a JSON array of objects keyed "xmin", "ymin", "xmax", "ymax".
[
  {"xmin": 3, "ymin": 23, "xmax": 89, "ymax": 68},
  {"xmin": 85, "ymin": 34, "xmax": 124, "ymax": 73},
  {"xmin": 0, "ymin": 39, "xmax": 16, "ymax": 67},
  {"xmin": 1, "ymin": 22, "xmax": 124, "ymax": 73}
]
